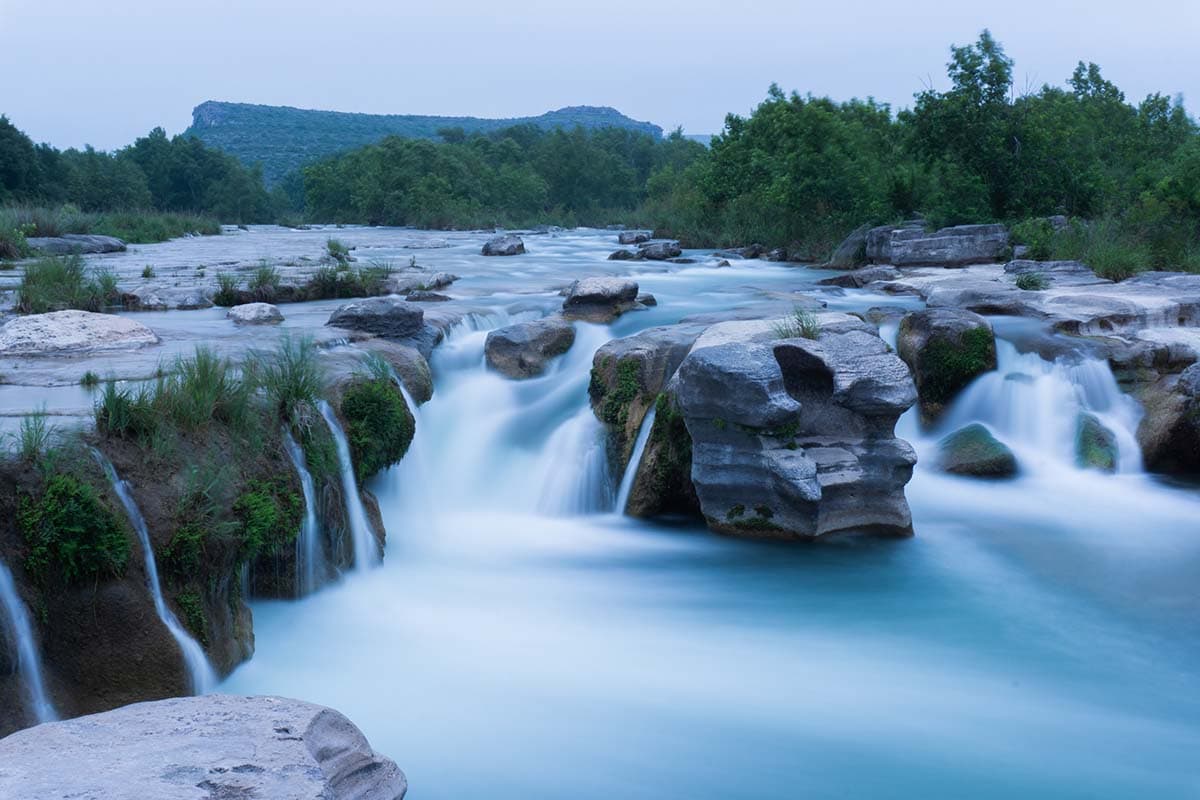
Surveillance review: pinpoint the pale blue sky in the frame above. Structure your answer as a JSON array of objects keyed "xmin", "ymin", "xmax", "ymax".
[{"xmin": 1, "ymin": 0, "xmax": 1197, "ymax": 150}]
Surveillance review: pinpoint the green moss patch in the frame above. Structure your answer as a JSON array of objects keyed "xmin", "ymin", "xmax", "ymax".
[
  {"xmin": 919, "ymin": 326, "xmax": 995, "ymax": 406},
  {"xmin": 233, "ymin": 478, "xmax": 303, "ymax": 563},
  {"xmin": 598, "ymin": 359, "xmax": 641, "ymax": 427},
  {"xmin": 19, "ymin": 473, "xmax": 129, "ymax": 586},
  {"xmin": 340, "ymin": 377, "xmax": 415, "ymax": 482}
]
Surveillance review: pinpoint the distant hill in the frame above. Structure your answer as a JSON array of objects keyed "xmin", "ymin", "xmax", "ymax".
[{"xmin": 185, "ymin": 101, "xmax": 665, "ymax": 185}]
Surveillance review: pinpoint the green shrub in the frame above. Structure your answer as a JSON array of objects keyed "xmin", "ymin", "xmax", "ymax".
[
  {"xmin": 772, "ymin": 307, "xmax": 821, "ymax": 340},
  {"xmin": 19, "ymin": 473, "xmax": 129, "ymax": 585},
  {"xmin": 596, "ymin": 358, "xmax": 641, "ymax": 427},
  {"xmin": 1050, "ymin": 218, "xmax": 1150, "ymax": 282},
  {"xmin": 248, "ymin": 262, "xmax": 281, "ymax": 300},
  {"xmin": 1015, "ymin": 272, "xmax": 1049, "ymax": 291},
  {"xmin": 0, "ymin": 221, "xmax": 33, "ymax": 260},
  {"xmin": 80, "ymin": 370, "xmax": 100, "ymax": 388},
  {"xmin": 94, "ymin": 380, "xmax": 158, "ymax": 440},
  {"xmin": 213, "ymin": 272, "xmax": 240, "ymax": 306},
  {"xmin": 16, "ymin": 254, "xmax": 119, "ymax": 314},
  {"xmin": 257, "ymin": 335, "xmax": 322, "ymax": 423},
  {"xmin": 141, "ymin": 265, "xmax": 156, "ymax": 279},
  {"xmin": 326, "ymin": 238, "xmax": 350, "ymax": 264},
  {"xmin": 340, "ymin": 377, "xmax": 414, "ymax": 481},
  {"xmin": 1010, "ymin": 218, "xmax": 1055, "ymax": 260},
  {"xmin": 232, "ymin": 478, "xmax": 303, "ymax": 562}
]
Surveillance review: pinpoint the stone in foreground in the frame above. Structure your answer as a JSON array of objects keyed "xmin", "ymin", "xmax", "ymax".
[
  {"xmin": 938, "ymin": 423, "xmax": 1018, "ymax": 478},
  {"xmin": 228, "ymin": 302, "xmax": 284, "ymax": 325},
  {"xmin": 485, "ymin": 316, "xmax": 576, "ymax": 378},
  {"xmin": 0, "ymin": 310, "xmax": 158, "ymax": 355},
  {"xmin": 481, "ymin": 234, "xmax": 525, "ymax": 256},
  {"xmin": 0, "ymin": 695, "xmax": 407, "ymax": 800},
  {"xmin": 328, "ymin": 297, "xmax": 425, "ymax": 339}
]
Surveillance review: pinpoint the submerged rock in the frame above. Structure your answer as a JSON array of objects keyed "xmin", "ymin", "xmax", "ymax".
[
  {"xmin": 227, "ymin": 302, "xmax": 283, "ymax": 325},
  {"xmin": 481, "ymin": 234, "xmax": 525, "ymax": 256},
  {"xmin": 1076, "ymin": 413, "xmax": 1118, "ymax": 472},
  {"xmin": 937, "ymin": 424, "xmax": 1018, "ymax": 478},
  {"xmin": 607, "ymin": 249, "xmax": 638, "ymax": 261},
  {"xmin": 0, "ymin": 310, "xmax": 158, "ymax": 355},
  {"xmin": 485, "ymin": 316, "xmax": 576, "ymax": 379},
  {"xmin": 25, "ymin": 234, "xmax": 126, "ymax": 255},
  {"xmin": 897, "ymin": 308, "xmax": 997, "ymax": 424},
  {"xmin": 327, "ymin": 297, "xmax": 425, "ymax": 339},
  {"xmin": 0, "ymin": 695, "xmax": 407, "ymax": 800}
]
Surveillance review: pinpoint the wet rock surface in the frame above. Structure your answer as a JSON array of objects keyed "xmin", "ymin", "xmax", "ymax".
[
  {"xmin": 937, "ymin": 423, "xmax": 1018, "ymax": 478},
  {"xmin": 485, "ymin": 316, "xmax": 576, "ymax": 379},
  {"xmin": 25, "ymin": 234, "xmax": 126, "ymax": 255},
  {"xmin": 897, "ymin": 308, "xmax": 997, "ymax": 424},
  {"xmin": 0, "ymin": 695, "xmax": 407, "ymax": 800},
  {"xmin": 481, "ymin": 234, "xmax": 525, "ymax": 256},
  {"xmin": 0, "ymin": 311, "xmax": 159, "ymax": 355},
  {"xmin": 328, "ymin": 297, "xmax": 425, "ymax": 339}
]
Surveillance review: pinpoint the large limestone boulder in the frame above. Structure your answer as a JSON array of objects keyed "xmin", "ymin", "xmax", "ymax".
[
  {"xmin": 638, "ymin": 241, "xmax": 682, "ymax": 261},
  {"xmin": 824, "ymin": 224, "xmax": 869, "ymax": 269},
  {"xmin": 1137, "ymin": 364, "xmax": 1200, "ymax": 474},
  {"xmin": 865, "ymin": 222, "xmax": 924, "ymax": 263},
  {"xmin": 485, "ymin": 316, "xmax": 576, "ymax": 379},
  {"xmin": 0, "ymin": 695, "xmax": 407, "ymax": 800},
  {"xmin": 25, "ymin": 234, "xmax": 126, "ymax": 255},
  {"xmin": 672, "ymin": 322, "xmax": 918, "ymax": 539},
  {"xmin": 937, "ymin": 423, "xmax": 1018, "ymax": 478},
  {"xmin": 481, "ymin": 234, "xmax": 525, "ymax": 256},
  {"xmin": 227, "ymin": 302, "xmax": 283, "ymax": 325},
  {"xmin": 897, "ymin": 309, "xmax": 997, "ymax": 424},
  {"xmin": 870, "ymin": 224, "xmax": 1009, "ymax": 267},
  {"xmin": 328, "ymin": 297, "xmax": 425, "ymax": 339},
  {"xmin": 0, "ymin": 311, "xmax": 158, "ymax": 355},
  {"xmin": 562, "ymin": 277, "xmax": 640, "ymax": 322}
]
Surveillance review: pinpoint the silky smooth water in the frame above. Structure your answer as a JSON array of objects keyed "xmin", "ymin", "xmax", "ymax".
[
  {"xmin": 225, "ymin": 231, "xmax": 1200, "ymax": 798},
  {"xmin": 284, "ymin": 429, "xmax": 324, "ymax": 596},
  {"xmin": 94, "ymin": 452, "xmax": 217, "ymax": 694},
  {"xmin": 0, "ymin": 559, "xmax": 56, "ymax": 724},
  {"xmin": 319, "ymin": 400, "xmax": 380, "ymax": 572}
]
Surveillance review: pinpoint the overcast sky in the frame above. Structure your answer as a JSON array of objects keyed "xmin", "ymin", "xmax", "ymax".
[{"xmin": 1, "ymin": 0, "xmax": 1197, "ymax": 151}]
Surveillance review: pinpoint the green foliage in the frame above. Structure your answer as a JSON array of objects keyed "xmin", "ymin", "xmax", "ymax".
[
  {"xmin": 248, "ymin": 262, "xmax": 281, "ymax": 300},
  {"xmin": 920, "ymin": 326, "xmax": 996, "ymax": 406},
  {"xmin": 19, "ymin": 473, "xmax": 129, "ymax": 585},
  {"xmin": 326, "ymin": 238, "xmax": 350, "ymax": 263},
  {"xmin": 141, "ymin": 265, "xmax": 156, "ymax": 279},
  {"xmin": 1015, "ymin": 272, "xmax": 1049, "ymax": 291},
  {"xmin": 256, "ymin": 335, "xmax": 322, "ymax": 423},
  {"xmin": 213, "ymin": 272, "xmax": 240, "ymax": 306},
  {"xmin": 16, "ymin": 254, "xmax": 120, "ymax": 314},
  {"xmin": 0, "ymin": 205, "xmax": 220, "ymax": 244},
  {"xmin": 15, "ymin": 410, "xmax": 52, "ymax": 463},
  {"xmin": 772, "ymin": 307, "xmax": 821, "ymax": 339},
  {"xmin": 596, "ymin": 359, "xmax": 641, "ymax": 427},
  {"xmin": 80, "ymin": 370, "xmax": 100, "ymax": 388},
  {"xmin": 232, "ymin": 477, "xmax": 303, "ymax": 562},
  {"xmin": 1010, "ymin": 218, "xmax": 1056, "ymax": 260},
  {"xmin": 94, "ymin": 380, "xmax": 158, "ymax": 440},
  {"xmin": 175, "ymin": 591, "xmax": 209, "ymax": 646},
  {"xmin": 340, "ymin": 377, "xmax": 414, "ymax": 482}
]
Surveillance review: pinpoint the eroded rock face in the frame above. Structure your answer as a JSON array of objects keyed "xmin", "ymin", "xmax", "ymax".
[
  {"xmin": 817, "ymin": 265, "xmax": 899, "ymax": 289},
  {"xmin": 485, "ymin": 316, "xmax": 576, "ymax": 379},
  {"xmin": 481, "ymin": 234, "xmax": 525, "ymax": 256},
  {"xmin": 638, "ymin": 241, "xmax": 682, "ymax": 261},
  {"xmin": 227, "ymin": 302, "xmax": 283, "ymax": 325},
  {"xmin": 672, "ymin": 319, "xmax": 918, "ymax": 539},
  {"xmin": 1137, "ymin": 364, "xmax": 1200, "ymax": 475},
  {"xmin": 937, "ymin": 424, "xmax": 1018, "ymax": 478},
  {"xmin": 897, "ymin": 309, "xmax": 997, "ymax": 424},
  {"xmin": 0, "ymin": 695, "xmax": 407, "ymax": 800},
  {"xmin": 825, "ymin": 224, "xmax": 869, "ymax": 269},
  {"xmin": 328, "ymin": 297, "xmax": 425, "ymax": 339},
  {"xmin": 562, "ymin": 277, "xmax": 640, "ymax": 321},
  {"xmin": 25, "ymin": 234, "xmax": 126, "ymax": 255},
  {"xmin": 0, "ymin": 311, "xmax": 158, "ymax": 355},
  {"xmin": 869, "ymin": 224, "xmax": 1008, "ymax": 267}
]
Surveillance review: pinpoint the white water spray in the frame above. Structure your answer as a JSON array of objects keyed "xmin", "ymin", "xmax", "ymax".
[
  {"xmin": 283, "ymin": 430, "xmax": 323, "ymax": 596},
  {"xmin": 0, "ymin": 560, "xmax": 57, "ymax": 724},
  {"xmin": 93, "ymin": 451, "xmax": 216, "ymax": 694},
  {"xmin": 318, "ymin": 401, "xmax": 379, "ymax": 572},
  {"xmin": 613, "ymin": 406, "xmax": 657, "ymax": 514}
]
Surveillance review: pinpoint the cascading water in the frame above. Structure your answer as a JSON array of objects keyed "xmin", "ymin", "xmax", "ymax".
[
  {"xmin": 0, "ymin": 560, "xmax": 57, "ymax": 724},
  {"xmin": 283, "ymin": 429, "xmax": 323, "ymax": 596},
  {"xmin": 318, "ymin": 401, "xmax": 379, "ymax": 571},
  {"xmin": 613, "ymin": 406, "xmax": 656, "ymax": 514},
  {"xmin": 93, "ymin": 451, "xmax": 216, "ymax": 694}
]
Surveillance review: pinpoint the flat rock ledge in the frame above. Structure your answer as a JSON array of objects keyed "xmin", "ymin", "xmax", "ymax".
[
  {"xmin": 0, "ymin": 695, "xmax": 407, "ymax": 800},
  {"xmin": 0, "ymin": 310, "xmax": 158, "ymax": 355}
]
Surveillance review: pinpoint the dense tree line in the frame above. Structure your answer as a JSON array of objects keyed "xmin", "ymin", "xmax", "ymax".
[{"xmin": 0, "ymin": 120, "xmax": 273, "ymax": 223}]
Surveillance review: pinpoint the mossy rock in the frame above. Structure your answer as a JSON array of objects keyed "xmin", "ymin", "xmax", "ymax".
[
  {"xmin": 19, "ymin": 473, "xmax": 130, "ymax": 586},
  {"xmin": 1075, "ymin": 413, "xmax": 1118, "ymax": 473},
  {"xmin": 340, "ymin": 377, "xmax": 415, "ymax": 482},
  {"xmin": 898, "ymin": 309, "xmax": 997, "ymax": 424},
  {"xmin": 937, "ymin": 423, "xmax": 1017, "ymax": 478}
]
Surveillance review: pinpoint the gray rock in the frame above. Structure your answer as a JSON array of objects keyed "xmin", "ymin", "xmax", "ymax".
[
  {"xmin": 1137, "ymin": 370, "xmax": 1200, "ymax": 475},
  {"xmin": 0, "ymin": 310, "xmax": 158, "ymax": 355},
  {"xmin": 870, "ymin": 224, "xmax": 1008, "ymax": 267},
  {"xmin": 618, "ymin": 231, "xmax": 651, "ymax": 245},
  {"xmin": 562, "ymin": 277, "xmax": 640, "ymax": 321},
  {"xmin": 638, "ymin": 241, "xmax": 682, "ymax": 260},
  {"xmin": 227, "ymin": 302, "xmax": 283, "ymax": 325},
  {"xmin": 608, "ymin": 249, "xmax": 639, "ymax": 261},
  {"xmin": 825, "ymin": 224, "xmax": 870, "ymax": 269},
  {"xmin": 1076, "ymin": 412, "xmax": 1118, "ymax": 472},
  {"xmin": 481, "ymin": 234, "xmax": 525, "ymax": 256},
  {"xmin": 938, "ymin": 424, "xmax": 1018, "ymax": 478},
  {"xmin": 356, "ymin": 339, "xmax": 435, "ymax": 403},
  {"xmin": 817, "ymin": 265, "xmax": 899, "ymax": 288},
  {"xmin": 385, "ymin": 271, "xmax": 458, "ymax": 295},
  {"xmin": 0, "ymin": 695, "xmax": 406, "ymax": 800},
  {"xmin": 865, "ymin": 222, "xmax": 925, "ymax": 262},
  {"xmin": 25, "ymin": 234, "xmax": 126, "ymax": 255},
  {"xmin": 328, "ymin": 297, "xmax": 425, "ymax": 339},
  {"xmin": 1180, "ymin": 363, "xmax": 1200, "ymax": 397},
  {"xmin": 897, "ymin": 309, "xmax": 997, "ymax": 424},
  {"xmin": 637, "ymin": 293, "xmax": 657, "ymax": 306},
  {"xmin": 485, "ymin": 316, "xmax": 576, "ymax": 379},
  {"xmin": 405, "ymin": 291, "xmax": 450, "ymax": 302},
  {"xmin": 1004, "ymin": 259, "xmax": 1109, "ymax": 288}
]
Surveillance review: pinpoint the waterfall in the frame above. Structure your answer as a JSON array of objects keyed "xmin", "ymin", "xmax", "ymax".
[
  {"xmin": 613, "ymin": 406, "xmax": 657, "ymax": 514},
  {"xmin": 93, "ymin": 451, "xmax": 217, "ymax": 694},
  {"xmin": 0, "ymin": 560, "xmax": 57, "ymax": 724},
  {"xmin": 318, "ymin": 401, "xmax": 379, "ymax": 572},
  {"xmin": 283, "ymin": 429, "xmax": 323, "ymax": 596}
]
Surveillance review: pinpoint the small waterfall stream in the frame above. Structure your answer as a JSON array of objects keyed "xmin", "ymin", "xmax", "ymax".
[
  {"xmin": 93, "ymin": 452, "xmax": 216, "ymax": 694},
  {"xmin": 318, "ymin": 401, "xmax": 379, "ymax": 572},
  {"xmin": 0, "ymin": 560, "xmax": 57, "ymax": 724},
  {"xmin": 613, "ymin": 406, "xmax": 657, "ymax": 514},
  {"xmin": 283, "ymin": 430, "xmax": 323, "ymax": 596}
]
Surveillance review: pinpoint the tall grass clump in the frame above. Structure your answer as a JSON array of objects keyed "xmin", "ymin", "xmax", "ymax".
[
  {"xmin": 0, "ymin": 205, "xmax": 220, "ymax": 244},
  {"xmin": 166, "ymin": 347, "xmax": 252, "ymax": 432},
  {"xmin": 772, "ymin": 307, "xmax": 821, "ymax": 340},
  {"xmin": 14, "ymin": 409, "xmax": 52, "ymax": 463},
  {"xmin": 257, "ymin": 336, "xmax": 323, "ymax": 423},
  {"xmin": 94, "ymin": 381, "xmax": 158, "ymax": 440},
  {"xmin": 326, "ymin": 238, "xmax": 351, "ymax": 264},
  {"xmin": 16, "ymin": 254, "xmax": 120, "ymax": 314},
  {"xmin": 248, "ymin": 262, "xmax": 281, "ymax": 301},
  {"xmin": 214, "ymin": 272, "xmax": 240, "ymax": 306}
]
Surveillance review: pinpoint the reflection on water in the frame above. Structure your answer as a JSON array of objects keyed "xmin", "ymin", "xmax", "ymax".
[{"xmin": 201, "ymin": 228, "xmax": 1196, "ymax": 798}]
